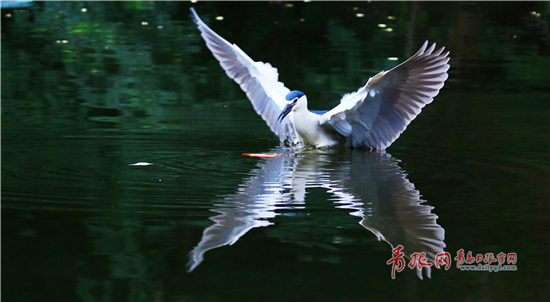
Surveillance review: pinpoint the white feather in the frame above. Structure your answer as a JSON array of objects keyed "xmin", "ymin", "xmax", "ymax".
[
  {"xmin": 320, "ymin": 40, "xmax": 450, "ymax": 149},
  {"xmin": 191, "ymin": 8, "xmax": 298, "ymax": 145},
  {"xmin": 192, "ymin": 8, "xmax": 450, "ymax": 149}
]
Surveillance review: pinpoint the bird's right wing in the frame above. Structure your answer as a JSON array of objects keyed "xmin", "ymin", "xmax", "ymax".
[{"xmin": 191, "ymin": 8, "xmax": 297, "ymax": 145}]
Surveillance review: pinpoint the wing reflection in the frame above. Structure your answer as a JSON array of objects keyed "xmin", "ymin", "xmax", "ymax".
[{"xmin": 187, "ymin": 148, "xmax": 445, "ymax": 279}]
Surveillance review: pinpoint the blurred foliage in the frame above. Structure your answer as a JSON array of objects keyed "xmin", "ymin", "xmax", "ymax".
[{"xmin": 2, "ymin": 1, "xmax": 549, "ymax": 124}]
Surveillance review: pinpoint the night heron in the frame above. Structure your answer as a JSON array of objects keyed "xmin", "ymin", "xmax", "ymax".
[{"xmin": 191, "ymin": 8, "xmax": 450, "ymax": 149}]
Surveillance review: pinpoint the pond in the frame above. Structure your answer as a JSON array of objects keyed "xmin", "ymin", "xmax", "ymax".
[{"xmin": 2, "ymin": 1, "xmax": 549, "ymax": 301}]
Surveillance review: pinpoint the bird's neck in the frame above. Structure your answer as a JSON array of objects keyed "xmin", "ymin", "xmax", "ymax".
[
  {"xmin": 293, "ymin": 106, "xmax": 318, "ymax": 125},
  {"xmin": 292, "ymin": 107, "xmax": 322, "ymax": 145}
]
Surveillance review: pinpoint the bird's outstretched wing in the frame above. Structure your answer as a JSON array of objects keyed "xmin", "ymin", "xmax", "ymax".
[
  {"xmin": 320, "ymin": 41, "xmax": 450, "ymax": 149},
  {"xmin": 191, "ymin": 8, "xmax": 297, "ymax": 145}
]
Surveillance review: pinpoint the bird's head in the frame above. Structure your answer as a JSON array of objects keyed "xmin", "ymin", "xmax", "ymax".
[{"xmin": 278, "ymin": 90, "xmax": 307, "ymax": 123}]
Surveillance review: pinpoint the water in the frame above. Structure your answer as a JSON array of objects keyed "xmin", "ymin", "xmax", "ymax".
[{"xmin": 2, "ymin": 2, "xmax": 549, "ymax": 301}]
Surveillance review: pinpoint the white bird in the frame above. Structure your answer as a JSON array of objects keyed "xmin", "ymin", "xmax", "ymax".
[{"xmin": 191, "ymin": 8, "xmax": 450, "ymax": 149}]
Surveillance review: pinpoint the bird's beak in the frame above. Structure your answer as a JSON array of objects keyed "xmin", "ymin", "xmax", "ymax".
[{"xmin": 277, "ymin": 102, "xmax": 294, "ymax": 123}]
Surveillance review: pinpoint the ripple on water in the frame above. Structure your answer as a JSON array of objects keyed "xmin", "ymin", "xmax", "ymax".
[{"xmin": 2, "ymin": 130, "xmax": 257, "ymax": 217}]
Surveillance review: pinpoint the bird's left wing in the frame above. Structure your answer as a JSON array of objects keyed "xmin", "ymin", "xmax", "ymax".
[
  {"xmin": 191, "ymin": 8, "xmax": 297, "ymax": 145},
  {"xmin": 319, "ymin": 41, "xmax": 450, "ymax": 149}
]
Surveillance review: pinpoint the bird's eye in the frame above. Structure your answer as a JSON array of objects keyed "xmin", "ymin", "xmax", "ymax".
[{"xmin": 293, "ymin": 98, "xmax": 298, "ymax": 103}]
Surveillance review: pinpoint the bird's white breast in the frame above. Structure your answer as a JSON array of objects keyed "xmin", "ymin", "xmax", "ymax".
[{"xmin": 293, "ymin": 111, "xmax": 338, "ymax": 148}]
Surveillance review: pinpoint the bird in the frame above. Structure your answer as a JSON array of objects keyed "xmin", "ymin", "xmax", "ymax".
[{"xmin": 190, "ymin": 8, "xmax": 450, "ymax": 150}]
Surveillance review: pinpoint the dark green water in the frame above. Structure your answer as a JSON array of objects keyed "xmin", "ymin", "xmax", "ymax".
[{"xmin": 2, "ymin": 2, "xmax": 549, "ymax": 301}]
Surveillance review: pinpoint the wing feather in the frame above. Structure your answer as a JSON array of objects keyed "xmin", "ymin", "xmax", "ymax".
[
  {"xmin": 321, "ymin": 41, "xmax": 450, "ymax": 149},
  {"xmin": 191, "ymin": 8, "xmax": 297, "ymax": 144}
]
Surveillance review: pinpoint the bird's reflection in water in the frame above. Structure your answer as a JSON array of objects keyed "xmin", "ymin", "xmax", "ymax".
[{"xmin": 187, "ymin": 148, "xmax": 445, "ymax": 279}]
